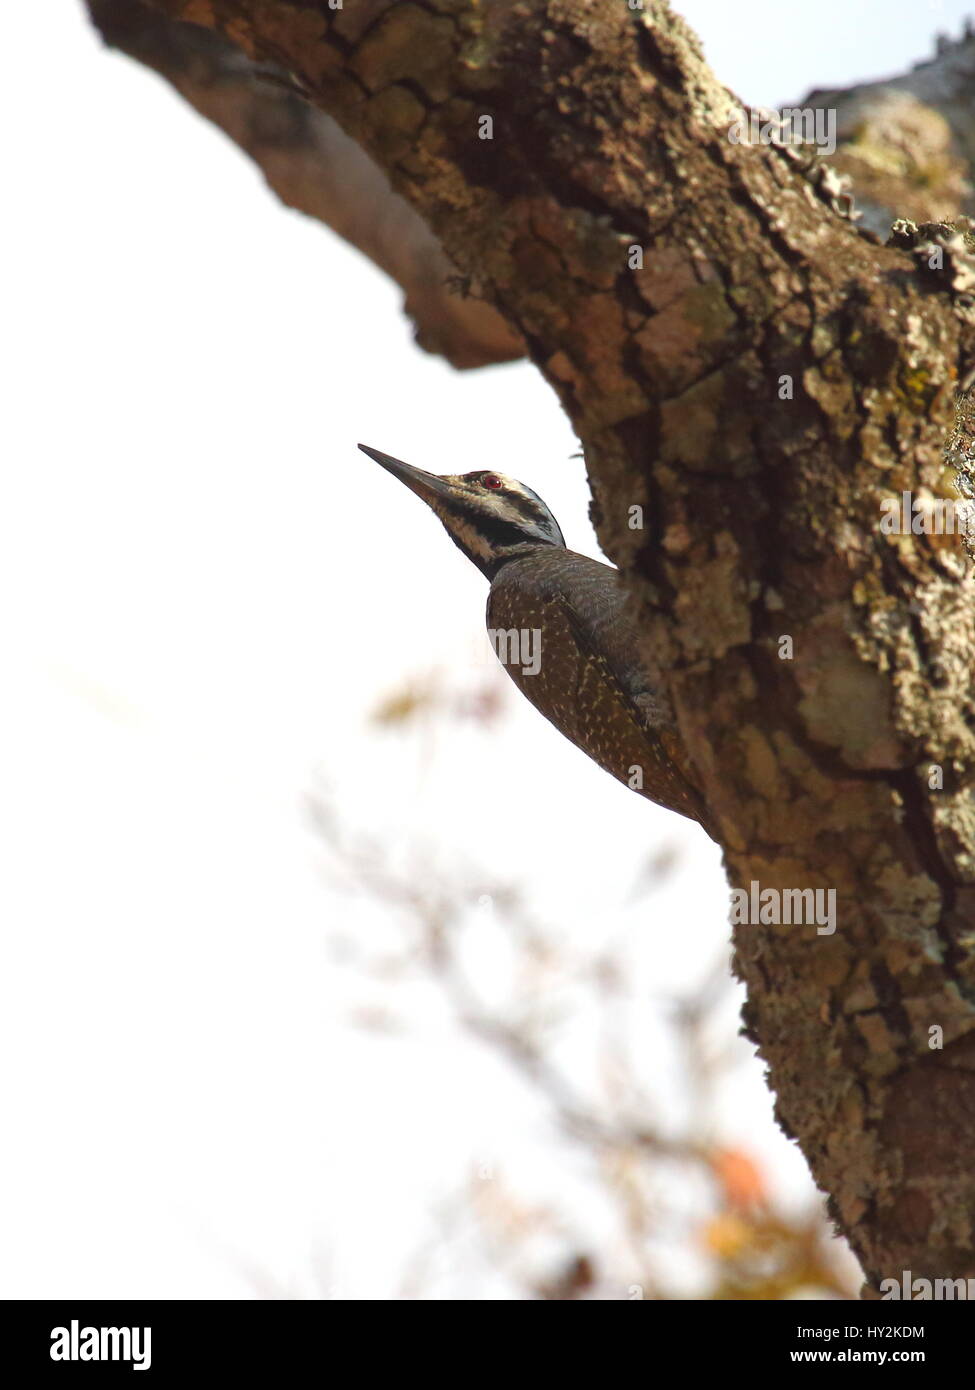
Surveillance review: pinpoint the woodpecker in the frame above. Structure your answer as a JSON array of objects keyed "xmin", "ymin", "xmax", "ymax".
[{"xmin": 359, "ymin": 444, "xmax": 714, "ymax": 838}]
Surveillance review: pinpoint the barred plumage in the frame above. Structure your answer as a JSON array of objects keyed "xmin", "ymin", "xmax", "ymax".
[{"xmin": 359, "ymin": 444, "xmax": 713, "ymax": 838}]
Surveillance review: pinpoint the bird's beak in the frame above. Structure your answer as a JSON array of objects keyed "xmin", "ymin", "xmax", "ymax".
[{"xmin": 358, "ymin": 443, "xmax": 457, "ymax": 507}]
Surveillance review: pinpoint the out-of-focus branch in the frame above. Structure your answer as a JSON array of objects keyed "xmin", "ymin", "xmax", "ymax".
[
  {"xmin": 87, "ymin": 5, "xmax": 975, "ymax": 362},
  {"xmin": 805, "ymin": 23, "xmax": 975, "ymax": 238},
  {"xmin": 309, "ymin": 786, "xmax": 855, "ymax": 1299},
  {"xmin": 86, "ymin": 0, "xmax": 522, "ymax": 368}
]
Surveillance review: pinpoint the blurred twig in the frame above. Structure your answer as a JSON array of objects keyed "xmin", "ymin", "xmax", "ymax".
[{"xmin": 307, "ymin": 780, "xmax": 857, "ymax": 1300}]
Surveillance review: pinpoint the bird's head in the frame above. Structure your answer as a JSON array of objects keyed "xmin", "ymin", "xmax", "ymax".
[{"xmin": 359, "ymin": 444, "xmax": 566, "ymax": 580}]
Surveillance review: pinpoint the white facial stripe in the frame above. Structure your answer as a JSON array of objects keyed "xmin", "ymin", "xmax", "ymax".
[
  {"xmin": 493, "ymin": 478, "xmax": 538, "ymax": 505},
  {"xmin": 438, "ymin": 474, "xmax": 565, "ymax": 549},
  {"xmin": 436, "ymin": 509, "xmax": 496, "ymax": 560}
]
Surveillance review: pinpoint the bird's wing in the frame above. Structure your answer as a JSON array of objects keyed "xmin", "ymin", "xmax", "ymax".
[
  {"xmin": 487, "ymin": 548, "xmax": 712, "ymax": 832},
  {"xmin": 553, "ymin": 557, "xmax": 672, "ymax": 729}
]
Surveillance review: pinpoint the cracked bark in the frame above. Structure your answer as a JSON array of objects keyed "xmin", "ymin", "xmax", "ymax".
[{"xmin": 85, "ymin": 0, "xmax": 975, "ymax": 1292}]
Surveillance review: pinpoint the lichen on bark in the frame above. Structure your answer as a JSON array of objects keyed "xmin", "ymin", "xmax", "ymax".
[{"xmin": 90, "ymin": 0, "xmax": 975, "ymax": 1290}]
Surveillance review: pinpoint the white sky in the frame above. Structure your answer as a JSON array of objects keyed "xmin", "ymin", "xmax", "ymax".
[{"xmin": 1, "ymin": 0, "xmax": 969, "ymax": 1299}]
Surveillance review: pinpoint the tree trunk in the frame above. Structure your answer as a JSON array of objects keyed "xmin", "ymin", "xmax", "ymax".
[{"xmin": 87, "ymin": 0, "xmax": 975, "ymax": 1293}]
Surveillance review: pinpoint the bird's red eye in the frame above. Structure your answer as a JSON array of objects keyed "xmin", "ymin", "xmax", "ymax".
[{"xmin": 481, "ymin": 474, "xmax": 503, "ymax": 490}]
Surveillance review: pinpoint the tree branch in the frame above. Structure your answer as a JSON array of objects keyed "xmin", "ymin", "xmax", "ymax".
[
  {"xmin": 808, "ymin": 23, "xmax": 975, "ymax": 239},
  {"xmin": 90, "ymin": 0, "xmax": 975, "ymax": 1290},
  {"xmin": 87, "ymin": 0, "xmax": 522, "ymax": 367}
]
